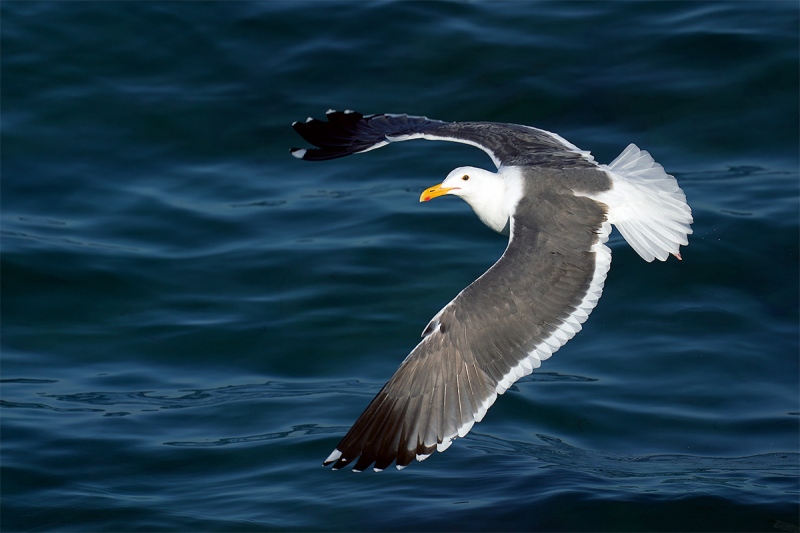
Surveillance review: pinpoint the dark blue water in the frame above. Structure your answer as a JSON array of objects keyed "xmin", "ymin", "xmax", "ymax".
[{"xmin": 2, "ymin": 2, "xmax": 798, "ymax": 531}]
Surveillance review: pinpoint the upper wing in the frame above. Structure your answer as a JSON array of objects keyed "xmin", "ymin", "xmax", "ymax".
[
  {"xmin": 324, "ymin": 183, "xmax": 612, "ymax": 471},
  {"xmin": 291, "ymin": 110, "xmax": 596, "ymax": 169}
]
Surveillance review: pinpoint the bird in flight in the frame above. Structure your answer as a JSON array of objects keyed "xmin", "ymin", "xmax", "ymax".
[{"xmin": 291, "ymin": 110, "xmax": 692, "ymax": 472}]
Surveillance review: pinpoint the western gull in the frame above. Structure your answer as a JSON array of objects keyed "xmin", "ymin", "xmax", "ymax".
[{"xmin": 290, "ymin": 110, "xmax": 693, "ymax": 472}]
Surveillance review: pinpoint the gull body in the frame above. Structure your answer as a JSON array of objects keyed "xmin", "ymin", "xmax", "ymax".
[{"xmin": 291, "ymin": 110, "xmax": 693, "ymax": 471}]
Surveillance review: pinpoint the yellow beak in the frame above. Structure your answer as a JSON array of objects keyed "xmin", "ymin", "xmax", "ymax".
[{"xmin": 420, "ymin": 183, "xmax": 454, "ymax": 202}]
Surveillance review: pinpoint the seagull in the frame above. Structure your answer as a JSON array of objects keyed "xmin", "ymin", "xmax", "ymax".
[{"xmin": 291, "ymin": 110, "xmax": 692, "ymax": 472}]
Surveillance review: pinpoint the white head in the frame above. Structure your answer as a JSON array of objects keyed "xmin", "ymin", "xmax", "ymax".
[{"xmin": 419, "ymin": 166, "xmax": 511, "ymax": 234}]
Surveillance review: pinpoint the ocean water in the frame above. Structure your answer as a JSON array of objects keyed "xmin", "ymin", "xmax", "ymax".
[{"xmin": 2, "ymin": 1, "xmax": 798, "ymax": 531}]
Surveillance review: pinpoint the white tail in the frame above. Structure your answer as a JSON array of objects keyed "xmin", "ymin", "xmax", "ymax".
[{"xmin": 597, "ymin": 144, "xmax": 693, "ymax": 262}]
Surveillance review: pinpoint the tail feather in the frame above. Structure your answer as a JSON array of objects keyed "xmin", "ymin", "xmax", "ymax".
[{"xmin": 599, "ymin": 144, "xmax": 693, "ymax": 262}]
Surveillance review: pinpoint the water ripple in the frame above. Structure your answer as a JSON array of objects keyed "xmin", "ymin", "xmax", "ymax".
[
  {"xmin": 164, "ymin": 423, "xmax": 338, "ymax": 447},
  {"xmin": 2, "ymin": 374, "xmax": 596, "ymax": 416},
  {"xmin": 0, "ymin": 399, "xmax": 105, "ymax": 413},
  {"xmin": 466, "ymin": 432, "xmax": 799, "ymax": 497},
  {"xmin": 3, "ymin": 379, "xmax": 367, "ymax": 415}
]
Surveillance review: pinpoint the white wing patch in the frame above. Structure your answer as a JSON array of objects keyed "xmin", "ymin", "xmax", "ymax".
[{"xmin": 593, "ymin": 144, "xmax": 693, "ymax": 262}]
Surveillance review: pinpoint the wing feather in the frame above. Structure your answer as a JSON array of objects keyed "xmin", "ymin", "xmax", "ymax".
[
  {"xmin": 291, "ymin": 110, "xmax": 595, "ymax": 168},
  {"xmin": 324, "ymin": 186, "xmax": 610, "ymax": 470}
]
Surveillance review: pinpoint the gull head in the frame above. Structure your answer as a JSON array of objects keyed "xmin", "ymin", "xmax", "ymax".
[{"xmin": 419, "ymin": 166, "xmax": 511, "ymax": 235}]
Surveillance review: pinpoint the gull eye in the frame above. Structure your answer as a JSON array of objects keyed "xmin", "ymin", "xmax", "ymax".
[{"xmin": 461, "ymin": 175, "xmax": 470, "ymax": 181}]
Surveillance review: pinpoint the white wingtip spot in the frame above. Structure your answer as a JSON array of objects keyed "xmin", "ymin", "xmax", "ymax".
[
  {"xmin": 324, "ymin": 448, "xmax": 342, "ymax": 465},
  {"xmin": 416, "ymin": 453, "xmax": 431, "ymax": 462},
  {"xmin": 326, "ymin": 108, "xmax": 336, "ymax": 115},
  {"xmin": 305, "ymin": 116, "xmax": 314, "ymax": 123},
  {"xmin": 437, "ymin": 438, "xmax": 453, "ymax": 452},
  {"xmin": 291, "ymin": 149, "xmax": 307, "ymax": 159},
  {"xmin": 396, "ymin": 464, "xmax": 406, "ymax": 470}
]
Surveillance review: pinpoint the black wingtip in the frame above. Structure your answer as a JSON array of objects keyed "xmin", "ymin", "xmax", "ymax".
[
  {"xmin": 290, "ymin": 110, "xmax": 447, "ymax": 162},
  {"xmin": 289, "ymin": 110, "xmax": 365, "ymax": 161}
]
